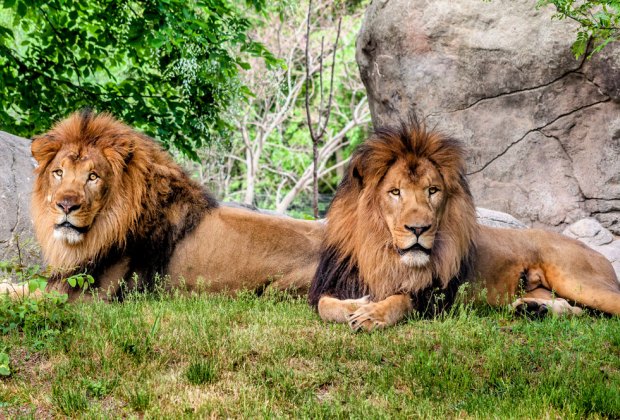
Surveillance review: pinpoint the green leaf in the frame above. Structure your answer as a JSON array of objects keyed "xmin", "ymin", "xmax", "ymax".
[
  {"xmin": 237, "ymin": 61, "xmax": 251, "ymax": 70},
  {"xmin": 571, "ymin": 31, "xmax": 589, "ymax": 58},
  {"xmin": 16, "ymin": 0, "xmax": 26, "ymax": 17},
  {"xmin": 149, "ymin": 36, "xmax": 166, "ymax": 49},
  {"xmin": 67, "ymin": 277, "xmax": 76, "ymax": 288},
  {"xmin": 0, "ymin": 352, "xmax": 10, "ymax": 377},
  {"xmin": 0, "ymin": 25, "xmax": 13, "ymax": 40},
  {"xmin": 28, "ymin": 278, "xmax": 47, "ymax": 293}
]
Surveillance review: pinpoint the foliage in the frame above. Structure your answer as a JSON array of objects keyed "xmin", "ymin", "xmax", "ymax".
[
  {"xmin": 0, "ymin": 0, "xmax": 280, "ymax": 159},
  {"xmin": 186, "ymin": 359, "xmax": 218, "ymax": 384},
  {"xmin": 191, "ymin": 0, "xmax": 370, "ymax": 214},
  {"xmin": 0, "ymin": 350, "xmax": 9, "ymax": 376},
  {"xmin": 0, "ymin": 261, "xmax": 71, "ymax": 335},
  {"xmin": 0, "ymin": 292, "xmax": 618, "ymax": 416},
  {"xmin": 52, "ymin": 382, "xmax": 90, "ymax": 416},
  {"xmin": 65, "ymin": 271, "xmax": 94, "ymax": 290},
  {"xmin": 537, "ymin": 0, "xmax": 620, "ymax": 57}
]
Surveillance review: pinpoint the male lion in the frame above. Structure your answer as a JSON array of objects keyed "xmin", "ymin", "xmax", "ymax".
[
  {"xmin": 15, "ymin": 110, "xmax": 322, "ymax": 300},
  {"xmin": 309, "ymin": 122, "xmax": 620, "ymax": 331}
]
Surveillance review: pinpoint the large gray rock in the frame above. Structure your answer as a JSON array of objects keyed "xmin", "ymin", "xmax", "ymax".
[
  {"xmin": 0, "ymin": 131, "xmax": 39, "ymax": 265},
  {"xmin": 357, "ymin": 0, "xmax": 620, "ymax": 233},
  {"xmin": 562, "ymin": 218, "xmax": 614, "ymax": 246},
  {"xmin": 476, "ymin": 207, "xmax": 526, "ymax": 229}
]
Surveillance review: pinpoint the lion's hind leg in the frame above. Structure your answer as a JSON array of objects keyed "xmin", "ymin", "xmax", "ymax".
[
  {"xmin": 511, "ymin": 288, "xmax": 583, "ymax": 316},
  {"xmin": 317, "ymin": 295, "xmax": 370, "ymax": 324}
]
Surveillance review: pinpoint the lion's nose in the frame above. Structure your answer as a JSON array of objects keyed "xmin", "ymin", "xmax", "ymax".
[
  {"xmin": 404, "ymin": 224, "xmax": 431, "ymax": 238},
  {"xmin": 56, "ymin": 199, "xmax": 81, "ymax": 214}
]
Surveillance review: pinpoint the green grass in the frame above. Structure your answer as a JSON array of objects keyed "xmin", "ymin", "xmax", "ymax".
[{"xmin": 0, "ymin": 291, "xmax": 619, "ymax": 418}]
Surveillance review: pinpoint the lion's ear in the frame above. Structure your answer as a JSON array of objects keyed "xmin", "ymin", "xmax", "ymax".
[
  {"xmin": 31, "ymin": 135, "xmax": 61, "ymax": 167},
  {"xmin": 348, "ymin": 152, "xmax": 365, "ymax": 189},
  {"xmin": 102, "ymin": 138, "xmax": 135, "ymax": 172}
]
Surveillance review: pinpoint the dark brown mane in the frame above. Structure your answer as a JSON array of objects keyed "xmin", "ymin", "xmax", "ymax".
[{"xmin": 309, "ymin": 120, "xmax": 477, "ymax": 308}]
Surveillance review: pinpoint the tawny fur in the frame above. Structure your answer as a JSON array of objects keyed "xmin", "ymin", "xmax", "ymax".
[
  {"xmin": 26, "ymin": 111, "xmax": 323, "ymax": 300},
  {"xmin": 310, "ymin": 120, "xmax": 620, "ymax": 331}
]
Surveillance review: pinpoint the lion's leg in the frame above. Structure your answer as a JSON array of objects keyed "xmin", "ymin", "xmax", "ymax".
[
  {"xmin": 347, "ymin": 294, "xmax": 413, "ymax": 332},
  {"xmin": 318, "ymin": 295, "xmax": 370, "ymax": 323},
  {"xmin": 514, "ymin": 258, "xmax": 620, "ymax": 315},
  {"xmin": 545, "ymin": 271, "xmax": 620, "ymax": 316},
  {"xmin": 0, "ymin": 282, "xmax": 44, "ymax": 300},
  {"xmin": 512, "ymin": 288, "xmax": 583, "ymax": 316}
]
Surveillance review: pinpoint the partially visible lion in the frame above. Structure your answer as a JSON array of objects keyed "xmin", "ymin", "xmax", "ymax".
[
  {"xmin": 18, "ymin": 110, "xmax": 322, "ymax": 300},
  {"xmin": 309, "ymin": 121, "xmax": 620, "ymax": 331}
]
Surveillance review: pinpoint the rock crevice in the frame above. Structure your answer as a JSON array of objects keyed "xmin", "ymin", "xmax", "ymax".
[{"xmin": 357, "ymin": 0, "xmax": 620, "ymax": 233}]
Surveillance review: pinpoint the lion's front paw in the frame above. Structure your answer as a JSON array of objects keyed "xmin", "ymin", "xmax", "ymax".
[{"xmin": 346, "ymin": 303, "xmax": 388, "ymax": 332}]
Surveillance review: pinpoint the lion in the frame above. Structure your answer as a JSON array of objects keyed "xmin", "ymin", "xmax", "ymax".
[
  {"xmin": 309, "ymin": 121, "xmax": 620, "ymax": 331},
  {"xmin": 11, "ymin": 110, "xmax": 322, "ymax": 301}
]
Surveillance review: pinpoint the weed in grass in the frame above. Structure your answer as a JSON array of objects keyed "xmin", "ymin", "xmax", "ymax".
[
  {"xmin": 128, "ymin": 387, "xmax": 152, "ymax": 412},
  {"xmin": 0, "ymin": 263, "xmax": 73, "ymax": 337},
  {"xmin": 0, "ymin": 350, "xmax": 10, "ymax": 376},
  {"xmin": 52, "ymin": 382, "xmax": 89, "ymax": 415},
  {"xmin": 111, "ymin": 311, "xmax": 161, "ymax": 362},
  {"xmin": 83, "ymin": 377, "xmax": 118, "ymax": 399},
  {"xmin": 186, "ymin": 359, "xmax": 218, "ymax": 385}
]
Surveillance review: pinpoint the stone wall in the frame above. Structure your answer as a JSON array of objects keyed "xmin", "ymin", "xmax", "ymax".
[
  {"xmin": 0, "ymin": 131, "xmax": 40, "ymax": 265},
  {"xmin": 356, "ymin": 0, "xmax": 620, "ymax": 233}
]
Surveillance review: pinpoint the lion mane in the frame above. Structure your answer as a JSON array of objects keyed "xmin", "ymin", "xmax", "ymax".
[
  {"xmin": 31, "ymin": 110, "xmax": 218, "ymax": 295},
  {"xmin": 309, "ymin": 121, "xmax": 477, "ymax": 309}
]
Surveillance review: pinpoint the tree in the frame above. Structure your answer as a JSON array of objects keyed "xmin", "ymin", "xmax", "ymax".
[
  {"xmin": 0, "ymin": 0, "xmax": 279, "ymax": 159},
  {"xmin": 304, "ymin": 0, "xmax": 341, "ymax": 218},
  {"xmin": 197, "ymin": 0, "xmax": 370, "ymax": 213},
  {"xmin": 537, "ymin": 0, "xmax": 620, "ymax": 58}
]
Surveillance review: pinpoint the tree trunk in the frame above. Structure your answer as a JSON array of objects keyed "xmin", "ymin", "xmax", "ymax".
[
  {"xmin": 312, "ymin": 140, "xmax": 319, "ymax": 218},
  {"xmin": 244, "ymin": 148, "xmax": 255, "ymax": 205}
]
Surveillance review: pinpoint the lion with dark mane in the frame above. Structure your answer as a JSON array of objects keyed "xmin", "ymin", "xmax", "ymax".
[
  {"xmin": 23, "ymin": 111, "xmax": 322, "ymax": 300},
  {"xmin": 309, "ymin": 120, "xmax": 620, "ymax": 331}
]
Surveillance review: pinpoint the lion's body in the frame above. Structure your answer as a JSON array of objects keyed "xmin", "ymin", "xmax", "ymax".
[
  {"xmin": 474, "ymin": 225, "xmax": 620, "ymax": 315},
  {"xmin": 310, "ymin": 122, "xmax": 620, "ymax": 331},
  {"xmin": 25, "ymin": 111, "xmax": 322, "ymax": 300}
]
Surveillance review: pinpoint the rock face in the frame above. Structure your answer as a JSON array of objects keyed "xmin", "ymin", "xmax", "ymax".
[
  {"xmin": 0, "ymin": 131, "xmax": 40, "ymax": 265},
  {"xmin": 356, "ymin": 0, "xmax": 620, "ymax": 234},
  {"xmin": 563, "ymin": 219, "xmax": 620, "ymax": 279}
]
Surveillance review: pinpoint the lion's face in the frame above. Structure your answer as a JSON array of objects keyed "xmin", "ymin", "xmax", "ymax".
[
  {"xmin": 377, "ymin": 159, "xmax": 446, "ymax": 268},
  {"xmin": 42, "ymin": 147, "xmax": 112, "ymax": 245}
]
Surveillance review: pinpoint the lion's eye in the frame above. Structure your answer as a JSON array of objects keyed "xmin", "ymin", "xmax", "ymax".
[
  {"xmin": 389, "ymin": 188, "xmax": 400, "ymax": 196},
  {"xmin": 428, "ymin": 186, "xmax": 439, "ymax": 195},
  {"xmin": 52, "ymin": 169, "xmax": 63, "ymax": 178},
  {"xmin": 88, "ymin": 173, "xmax": 99, "ymax": 182}
]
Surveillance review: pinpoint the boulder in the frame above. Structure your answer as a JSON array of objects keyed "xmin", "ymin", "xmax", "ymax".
[
  {"xmin": 0, "ymin": 131, "xmax": 39, "ymax": 265},
  {"xmin": 476, "ymin": 207, "xmax": 526, "ymax": 229},
  {"xmin": 563, "ymin": 218, "xmax": 620, "ymax": 278},
  {"xmin": 356, "ymin": 0, "xmax": 620, "ymax": 234},
  {"xmin": 562, "ymin": 218, "xmax": 614, "ymax": 246}
]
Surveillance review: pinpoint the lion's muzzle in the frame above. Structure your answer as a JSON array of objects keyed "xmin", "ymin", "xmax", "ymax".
[
  {"xmin": 396, "ymin": 241, "xmax": 432, "ymax": 267},
  {"xmin": 397, "ymin": 242, "xmax": 431, "ymax": 256},
  {"xmin": 53, "ymin": 219, "xmax": 89, "ymax": 244},
  {"xmin": 56, "ymin": 196, "xmax": 82, "ymax": 215}
]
